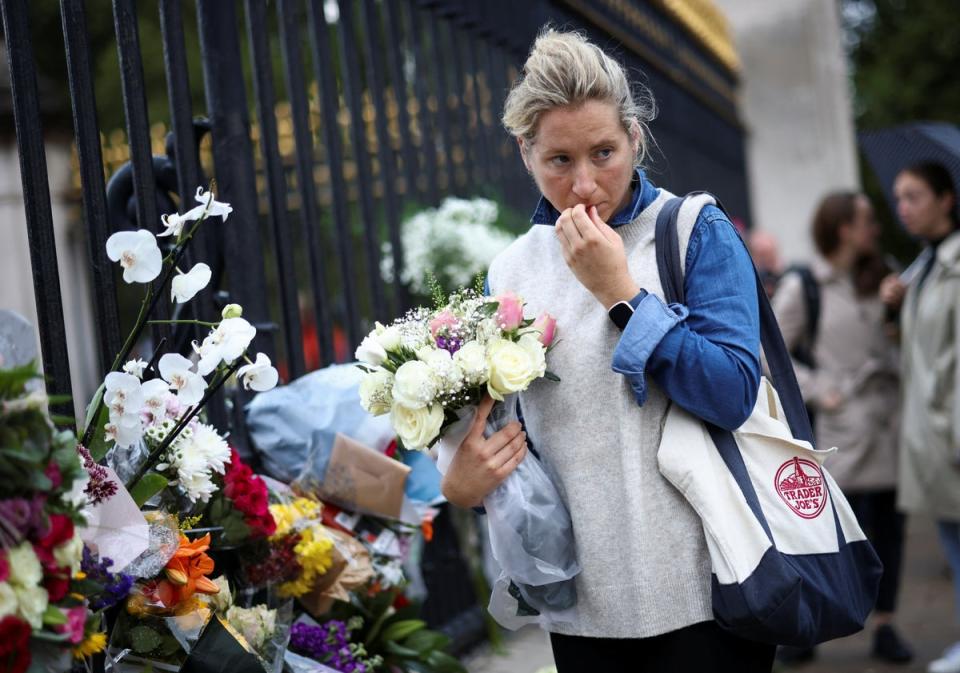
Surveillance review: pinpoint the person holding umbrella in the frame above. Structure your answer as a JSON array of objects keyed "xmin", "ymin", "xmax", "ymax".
[{"xmin": 880, "ymin": 161, "xmax": 960, "ymax": 673}]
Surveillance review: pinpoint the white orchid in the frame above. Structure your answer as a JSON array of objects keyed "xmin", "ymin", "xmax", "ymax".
[
  {"xmin": 193, "ymin": 317, "xmax": 257, "ymax": 376},
  {"xmin": 194, "ymin": 187, "xmax": 233, "ymax": 221},
  {"xmin": 170, "ymin": 263, "xmax": 212, "ymax": 303},
  {"xmin": 104, "ymin": 414, "xmax": 143, "ymax": 448},
  {"xmin": 106, "ymin": 230, "xmax": 163, "ymax": 284},
  {"xmin": 140, "ymin": 378, "xmax": 172, "ymax": 423},
  {"xmin": 158, "ymin": 205, "xmax": 205, "ymax": 238},
  {"xmin": 122, "ymin": 357, "xmax": 148, "ymax": 379},
  {"xmin": 237, "ymin": 353, "xmax": 279, "ymax": 392},
  {"xmin": 103, "ymin": 372, "xmax": 144, "ymax": 419},
  {"xmin": 158, "ymin": 353, "xmax": 206, "ymax": 407}
]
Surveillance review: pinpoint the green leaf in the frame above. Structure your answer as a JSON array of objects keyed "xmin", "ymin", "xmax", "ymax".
[
  {"xmin": 129, "ymin": 625, "xmax": 163, "ymax": 654},
  {"xmin": 543, "ymin": 370, "xmax": 561, "ymax": 383},
  {"xmin": 480, "ymin": 301, "xmax": 499, "ymax": 316},
  {"xmin": 82, "ymin": 383, "xmax": 105, "ymax": 436},
  {"xmin": 130, "ymin": 473, "xmax": 169, "ymax": 507},
  {"xmin": 425, "ymin": 650, "xmax": 467, "ymax": 673},
  {"xmin": 42, "ymin": 605, "xmax": 67, "ymax": 626},
  {"xmin": 403, "ymin": 629, "xmax": 449, "ymax": 656},
  {"xmin": 383, "ymin": 640, "xmax": 421, "ymax": 659},
  {"xmin": 379, "ymin": 619, "xmax": 426, "ymax": 645}
]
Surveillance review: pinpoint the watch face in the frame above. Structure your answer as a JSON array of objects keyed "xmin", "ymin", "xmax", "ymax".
[{"xmin": 609, "ymin": 302, "xmax": 634, "ymax": 330}]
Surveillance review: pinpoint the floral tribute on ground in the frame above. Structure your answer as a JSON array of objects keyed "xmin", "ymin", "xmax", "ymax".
[{"xmin": 2, "ymin": 187, "xmax": 466, "ymax": 673}]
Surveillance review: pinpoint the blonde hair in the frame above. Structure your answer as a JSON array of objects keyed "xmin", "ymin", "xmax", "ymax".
[{"xmin": 502, "ymin": 28, "xmax": 656, "ymax": 164}]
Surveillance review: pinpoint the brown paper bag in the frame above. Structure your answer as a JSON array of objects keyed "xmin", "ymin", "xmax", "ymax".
[
  {"xmin": 298, "ymin": 528, "xmax": 373, "ymax": 618},
  {"xmin": 296, "ymin": 433, "xmax": 411, "ymax": 519}
]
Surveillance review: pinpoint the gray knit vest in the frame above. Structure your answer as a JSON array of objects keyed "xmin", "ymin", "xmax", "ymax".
[{"xmin": 487, "ymin": 189, "xmax": 716, "ymax": 637}]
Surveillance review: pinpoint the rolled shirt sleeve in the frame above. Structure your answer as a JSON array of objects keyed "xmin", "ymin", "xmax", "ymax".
[{"xmin": 611, "ymin": 206, "xmax": 761, "ymax": 431}]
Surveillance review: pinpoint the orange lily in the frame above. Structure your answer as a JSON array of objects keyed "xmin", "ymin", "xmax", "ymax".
[{"xmin": 157, "ymin": 533, "xmax": 220, "ymax": 607}]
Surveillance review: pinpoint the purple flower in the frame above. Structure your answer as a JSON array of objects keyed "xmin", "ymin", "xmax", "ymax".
[
  {"xmin": 77, "ymin": 445, "xmax": 118, "ymax": 506},
  {"xmin": 0, "ymin": 494, "xmax": 46, "ymax": 544},
  {"xmin": 81, "ymin": 547, "xmax": 134, "ymax": 611},
  {"xmin": 290, "ymin": 621, "xmax": 378, "ymax": 672}
]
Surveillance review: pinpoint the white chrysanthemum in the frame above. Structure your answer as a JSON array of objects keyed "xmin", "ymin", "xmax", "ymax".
[{"xmin": 191, "ymin": 423, "xmax": 231, "ymax": 474}]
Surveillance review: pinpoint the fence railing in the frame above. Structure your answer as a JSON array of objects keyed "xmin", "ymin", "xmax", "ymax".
[{"xmin": 2, "ymin": 0, "xmax": 747, "ymax": 649}]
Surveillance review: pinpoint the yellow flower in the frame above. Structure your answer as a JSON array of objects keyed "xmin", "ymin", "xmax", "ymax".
[
  {"xmin": 73, "ymin": 632, "xmax": 107, "ymax": 659},
  {"xmin": 269, "ymin": 497, "xmax": 322, "ymax": 539},
  {"xmin": 277, "ymin": 525, "xmax": 335, "ymax": 598}
]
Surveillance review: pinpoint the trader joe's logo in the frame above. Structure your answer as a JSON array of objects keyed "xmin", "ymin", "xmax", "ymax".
[{"xmin": 775, "ymin": 457, "xmax": 827, "ymax": 519}]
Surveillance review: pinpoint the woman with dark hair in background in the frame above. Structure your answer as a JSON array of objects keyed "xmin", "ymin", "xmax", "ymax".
[
  {"xmin": 881, "ymin": 162, "xmax": 960, "ymax": 673},
  {"xmin": 772, "ymin": 191, "xmax": 912, "ymax": 666}
]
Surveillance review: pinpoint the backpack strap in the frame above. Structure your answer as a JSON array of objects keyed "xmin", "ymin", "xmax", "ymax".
[{"xmin": 784, "ymin": 265, "xmax": 821, "ymax": 368}]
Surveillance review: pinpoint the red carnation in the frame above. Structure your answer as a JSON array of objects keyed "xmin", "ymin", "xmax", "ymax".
[
  {"xmin": 44, "ymin": 463, "xmax": 62, "ymax": 490},
  {"xmin": 0, "ymin": 552, "xmax": 9, "ymax": 583},
  {"xmin": 44, "ymin": 567, "xmax": 71, "ymax": 603},
  {"xmin": 0, "ymin": 615, "xmax": 32, "ymax": 673},
  {"xmin": 34, "ymin": 514, "xmax": 74, "ymax": 565}
]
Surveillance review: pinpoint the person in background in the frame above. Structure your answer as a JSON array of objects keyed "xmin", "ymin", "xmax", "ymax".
[
  {"xmin": 747, "ymin": 228, "xmax": 785, "ymax": 298},
  {"xmin": 771, "ymin": 191, "xmax": 911, "ymax": 665},
  {"xmin": 880, "ymin": 161, "xmax": 960, "ymax": 673}
]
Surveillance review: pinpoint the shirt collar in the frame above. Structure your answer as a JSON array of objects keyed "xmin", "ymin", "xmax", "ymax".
[{"xmin": 529, "ymin": 168, "xmax": 654, "ymax": 227}]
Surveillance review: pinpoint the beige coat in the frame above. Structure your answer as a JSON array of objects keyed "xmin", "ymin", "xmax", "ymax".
[
  {"xmin": 772, "ymin": 257, "xmax": 900, "ymax": 492},
  {"xmin": 898, "ymin": 231, "xmax": 960, "ymax": 520}
]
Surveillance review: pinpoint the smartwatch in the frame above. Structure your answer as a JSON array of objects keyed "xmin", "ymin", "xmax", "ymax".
[{"xmin": 608, "ymin": 300, "xmax": 635, "ymax": 331}]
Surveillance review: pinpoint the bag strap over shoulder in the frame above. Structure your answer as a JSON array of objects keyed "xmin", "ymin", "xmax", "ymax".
[{"xmin": 654, "ymin": 193, "xmax": 815, "ymax": 447}]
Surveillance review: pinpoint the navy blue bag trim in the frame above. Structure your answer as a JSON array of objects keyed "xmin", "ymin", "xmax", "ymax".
[{"xmin": 654, "ymin": 194, "xmax": 882, "ymax": 647}]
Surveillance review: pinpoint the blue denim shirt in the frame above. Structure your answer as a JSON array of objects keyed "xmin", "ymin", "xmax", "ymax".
[{"xmin": 517, "ymin": 169, "xmax": 761, "ymax": 431}]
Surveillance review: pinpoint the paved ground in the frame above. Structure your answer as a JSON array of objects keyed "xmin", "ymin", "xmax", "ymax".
[{"xmin": 465, "ymin": 516, "xmax": 957, "ymax": 673}]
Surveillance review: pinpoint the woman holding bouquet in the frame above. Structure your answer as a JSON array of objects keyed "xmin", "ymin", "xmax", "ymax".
[{"xmin": 440, "ymin": 28, "xmax": 771, "ymax": 672}]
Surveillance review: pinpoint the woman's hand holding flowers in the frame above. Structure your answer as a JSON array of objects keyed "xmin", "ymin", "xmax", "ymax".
[{"xmin": 440, "ymin": 395, "xmax": 528, "ymax": 508}]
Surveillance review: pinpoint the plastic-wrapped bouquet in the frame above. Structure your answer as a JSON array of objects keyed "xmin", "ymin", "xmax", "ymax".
[{"xmin": 355, "ymin": 288, "xmax": 580, "ymax": 629}]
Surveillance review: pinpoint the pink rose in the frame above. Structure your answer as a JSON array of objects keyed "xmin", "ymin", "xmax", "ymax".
[
  {"xmin": 494, "ymin": 292, "xmax": 524, "ymax": 331},
  {"xmin": 429, "ymin": 310, "xmax": 460, "ymax": 338},
  {"xmin": 532, "ymin": 312, "xmax": 557, "ymax": 347}
]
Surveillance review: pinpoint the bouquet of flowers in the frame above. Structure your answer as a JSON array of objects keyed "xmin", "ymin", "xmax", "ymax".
[
  {"xmin": 0, "ymin": 364, "xmax": 112, "ymax": 673},
  {"xmin": 380, "ymin": 197, "xmax": 515, "ymax": 298},
  {"xmin": 354, "ymin": 288, "xmax": 580, "ymax": 629},
  {"xmin": 203, "ymin": 450, "xmax": 277, "ymax": 547}
]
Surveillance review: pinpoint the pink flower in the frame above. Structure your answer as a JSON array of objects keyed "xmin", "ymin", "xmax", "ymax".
[
  {"xmin": 494, "ymin": 292, "xmax": 524, "ymax": 331},
  {"xmin": 532, "ymin": 312, "xmax": 558, "ymax": 347},
  {"xmin": 60, "ymin": 607, "xmax": 87, "ymax": 644},
  {"xmin": 0, "ymin": 551, "xmax": 8, "ymax": 583},
  {"xmin": 429, "ymin": 310, "xmax": 460, "ymax": 338}
]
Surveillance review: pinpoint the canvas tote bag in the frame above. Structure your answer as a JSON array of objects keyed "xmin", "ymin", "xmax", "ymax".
[{"xmin": 654, "ymin": 194, "xmax": 883, "ymax": 647}]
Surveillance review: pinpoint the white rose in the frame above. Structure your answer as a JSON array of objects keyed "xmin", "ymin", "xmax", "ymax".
[
  {"xmin": 454, "ymin": 341, "xmax": 489, "ymax": 385},
  {"xmin": 391, "ymin": 402, "xmax": 445, "ymax": 450},
  {"xmin": 517, "ymin": 333, "xmax": 547, "ymax": 379},
  {"xmin": 392, "ymin": 360, "xmax": 437, "ymax": 409},
  {"xmin": 207, "ymin": 576, "xmax": 233, "ymax": 612},
  {"xmin": 15, "ymin": 584, "xmax": 48, "ymax": 629},
  {"xmin": 355, "ymin": 334, "xmax": 387, "ymax": 366},
  {"xmin": 53, "ymin": 534, "xmax": 85, "ymax": 575},
  {"xmin": 8, "ymin": 543, "xmax": 42, "ymax": 587},
  {"xmin": 486, "ymin": 338, "xmax": 537, "ymax": 401},
  {"xmin": 0, "ymin": 583, "xmax": 17, "ymax": 619},
  {"xmin": 377, "ymin": 325, "xmax": 402, "ymax": 351},
  {"xmin": 359, "ymin": 369, "xmax": 394, "ymax": 416}
]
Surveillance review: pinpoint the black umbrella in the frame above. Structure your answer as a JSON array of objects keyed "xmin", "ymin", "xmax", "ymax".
[{"xmin": 859, "ymin": 122, "xmax": 960, "ymax": 222}]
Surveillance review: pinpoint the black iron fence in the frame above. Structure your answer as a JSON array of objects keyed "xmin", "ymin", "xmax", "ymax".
[{"xmin": 2, "ymin": 0, "xmax": 748, "ymax": 648}]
